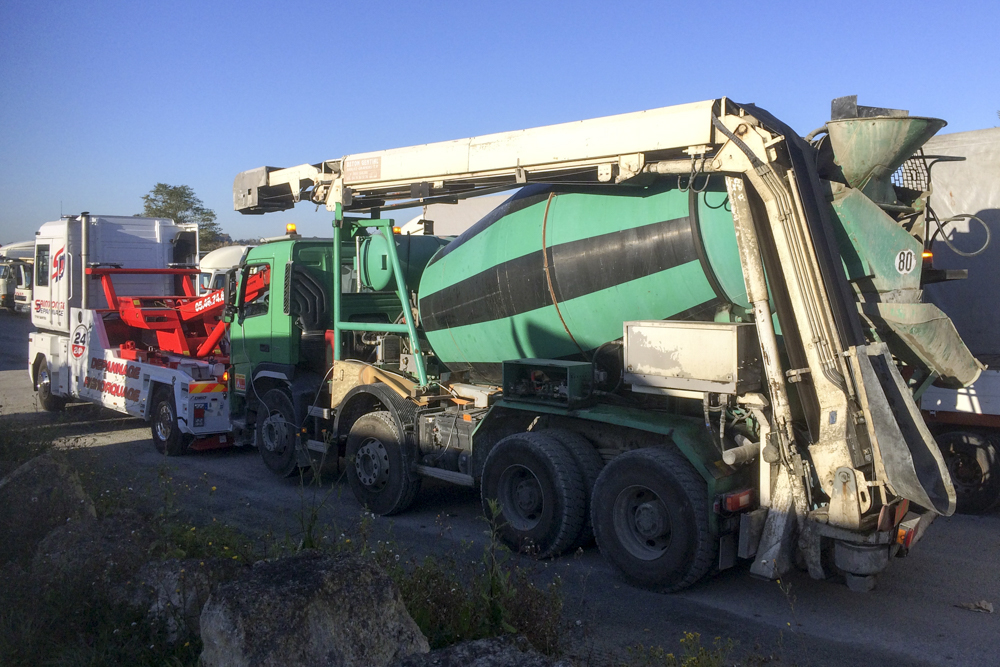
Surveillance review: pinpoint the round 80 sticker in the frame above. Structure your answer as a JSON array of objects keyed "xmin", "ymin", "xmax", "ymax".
[{"xmin": 895, "ymin": 249, "xmax": 917, "ymax": 275}]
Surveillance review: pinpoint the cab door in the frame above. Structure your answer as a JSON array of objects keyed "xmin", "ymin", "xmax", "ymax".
[
  {"xmin": 32, "ymin": 240, "xmax": 69, "ymax": 331},
  {"xmin": 229, "ymin": 258, "xmax": 273, "ymax": 391}
]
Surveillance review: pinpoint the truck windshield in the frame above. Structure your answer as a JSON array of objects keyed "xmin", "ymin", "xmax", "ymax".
[{"xmin": 0, "ymin": 265, "xmax": 9, "ymax": 279}]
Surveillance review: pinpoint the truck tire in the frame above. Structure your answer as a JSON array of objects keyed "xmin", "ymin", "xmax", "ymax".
[
  {"xmin": 346, "ymin": 411, "xmax": 421, "ymax": 516},
  {"xmin": 592, "ymin": 446, "xmax": 715, "ymax": 592},
  {"xmin": 36, "ymin": 357, "xmax": 66, "ymax": 412},
  {"xmin": 481, "ymin": 432, "xmax": 586, "ymax": 559},
  {"xmin": 937, "ymin": 430, "xmax": 1000, "ymax": 514},
  {"xmin": 256, "ymin": 388, "xmax": 299, "ymax": 477},
  {"xmin": 542, "ymin": 428, "xmax": 604, "ymax": 549},
  {"xmin": 151, "ymin": 387, "xmax": 190, "ymax": 456}
]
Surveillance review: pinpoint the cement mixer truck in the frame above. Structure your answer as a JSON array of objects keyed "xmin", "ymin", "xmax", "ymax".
[{"xmin": 220, "ymin": 97, "xmax": 981, "ymax": 592}]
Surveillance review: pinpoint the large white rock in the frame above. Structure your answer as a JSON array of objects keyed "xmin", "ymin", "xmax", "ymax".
[{"xmin": 200, "ymin": 551, "xmax": 429, "ymax": 667}]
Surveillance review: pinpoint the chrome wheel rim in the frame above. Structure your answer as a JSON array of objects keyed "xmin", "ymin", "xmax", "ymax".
[{"xmin": 155, "ymin": 402, "xmax": 174, "ymax": 442}]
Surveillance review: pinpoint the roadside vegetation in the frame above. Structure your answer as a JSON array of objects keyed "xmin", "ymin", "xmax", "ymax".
[{"xmin": 0, "ymin": 414, "xmax": 781, "ymax": 666}]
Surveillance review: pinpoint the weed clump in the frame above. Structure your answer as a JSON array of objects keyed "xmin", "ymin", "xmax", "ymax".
[
  {"xmin": 394, "ymin": 500, "xmax": 563, "ymax": 654},
  {"xmin": 0, "ymin": 539, "xmax": 203, "ymax": 667},
  {"xmin": 0, "ymin": 413, "xmax": 53, "ymax": 478},
  {"xmin": 623, "ymin": 632, "xmax": 734, "ymax": 667}
]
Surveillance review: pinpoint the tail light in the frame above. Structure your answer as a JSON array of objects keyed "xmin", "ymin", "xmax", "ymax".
[{"xmin": 716, "ymin": 488, "xmax": 754, "ymax": 513}]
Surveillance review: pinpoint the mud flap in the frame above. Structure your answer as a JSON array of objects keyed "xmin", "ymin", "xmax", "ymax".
[
  {"xmin": 750, "ymin": 467, "xmax": 798, "ymax": 580},
  {"xmin": 849, "ymin": 343, "xmax": 956, "ymax": 516}
]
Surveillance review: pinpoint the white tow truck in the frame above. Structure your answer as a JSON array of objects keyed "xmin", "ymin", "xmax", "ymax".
[{"xmin": 28, "ymin": 214, "xmax": 234, "ymax": 453}]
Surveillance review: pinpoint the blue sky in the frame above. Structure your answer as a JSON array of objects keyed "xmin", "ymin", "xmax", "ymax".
[{"xmin": 1, "ymin": 0, "xmax": 996, "ymax": 244}]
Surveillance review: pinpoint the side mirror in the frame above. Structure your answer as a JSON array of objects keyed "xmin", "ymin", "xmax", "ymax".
[{"xmin": 223, "ymin": 267, "xmax": 241, "ymax": 323}]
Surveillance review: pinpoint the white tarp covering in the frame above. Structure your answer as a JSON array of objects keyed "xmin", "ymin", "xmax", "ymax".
[
  {"xmin": 399, "ymin": 194, "xmax": 507, "ymax": 236},
  {"xmin": 921, "ymin": 127, "xmax": 1000, "ymax": 358}
]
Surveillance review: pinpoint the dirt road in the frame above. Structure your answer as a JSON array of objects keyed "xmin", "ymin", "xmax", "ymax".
[{"xmin": 4, "ymin": 309, "xmax": 999, "ymax": 666}]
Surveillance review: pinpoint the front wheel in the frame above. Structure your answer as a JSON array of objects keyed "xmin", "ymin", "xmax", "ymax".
[
  {"xmin": 937, "ymin": 430, "xmax": 1000, "ymax": 514},
  {"xmin": 36, "ymin": 357, "xmax": 66, "ymax": 412},
  {"xmin": 345, "ymin": 411, "xmax": 420, "ymax": 515},
  {"xmin": 256, "ymin": 388, "xmax": 299, "ymax": 477},
  {"xmin": 481, "ymin": 432, "xmax": 586, "ymax": 559},
  {"xmin": 151, "ymin": 387, "xmax": 191, "ymax": 456},
  {"xmin": 592, "ymin": 447, "xmax": 715, "ymax": 592}
]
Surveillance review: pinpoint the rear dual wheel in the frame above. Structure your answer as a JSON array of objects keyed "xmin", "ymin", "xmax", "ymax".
[
  {"xmin": 592, "ymin": 447, "xmax": 715, "ymax": 592},
  {"xmin": 481, "ymin": 432, "xmax": 587, "ymax": 559},
  {"xmin": 544, "ymin": 429, "xmax": 604, "ymax": 549}
]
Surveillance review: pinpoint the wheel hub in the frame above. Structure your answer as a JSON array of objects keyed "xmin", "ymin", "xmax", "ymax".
[
  {"xmin": 633, "ymin": 501, "xmax": 667, "ymax": 539},
  {"xmin": 948, "ymin": 450, "xmax": 983, "ymax": 489},
  {"xmin": 155, "ymin": 403, "xmax": 174, "ymax": 441},
  {"xmin": 497, "ymin": 465, "xmax": 543, "ymax": 530},
  {"xmin": 514, "ymin": 478, "xmax": 542, "ymax": 516},
  {"xmin": 356, "ymin": 438, "xmax": 390, "ymax": 490},
  {"xmin": 613, "ymin": 485, "xmax": 672, "ymax": 561},
  {"xmin": 262, "ymin": 412, "xmax": 288, "ymax": 453}
]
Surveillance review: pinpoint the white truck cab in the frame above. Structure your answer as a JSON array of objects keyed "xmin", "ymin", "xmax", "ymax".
[{"xmin": 198, "ymin": 245, "xmax": 250, "ymax": 295}]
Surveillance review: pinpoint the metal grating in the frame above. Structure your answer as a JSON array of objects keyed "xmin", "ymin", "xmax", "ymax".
[{"xmin": 892, "ymin": 148, "xmax": 930, "ymax": 191}]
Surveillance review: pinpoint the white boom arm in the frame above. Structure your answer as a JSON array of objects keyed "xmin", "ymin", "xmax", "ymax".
[{"xmin": 233, "ymin": 99, "xmax": 746, "ymax": 214}]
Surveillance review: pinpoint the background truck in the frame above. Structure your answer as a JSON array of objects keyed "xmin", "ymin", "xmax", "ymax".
[
  {"xmin": 0, "ymin": 258, "xmax": 30, "ymax": 312},
  {"xmin": 894, "ymin": 126, "xmax": 1000, "ymax": 513},
  {"xmin": 27, "ymin": 214, "xmax": 238, "ymax": 453},
  {"xmin": 198, "ymin": 244, "xmax": 251, "ymax": 295},
  {"xmin": 0, "ymin": 240, "xmax": 35, "ymax": 313},
  {"xmin": 224, "ymin": 96, "xmax": 980, "ymax": 592}
]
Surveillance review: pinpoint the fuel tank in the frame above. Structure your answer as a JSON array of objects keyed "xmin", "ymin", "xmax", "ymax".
[{"xmin": 417, "ymin": 182, "xmax": 748, "ymax": 384}]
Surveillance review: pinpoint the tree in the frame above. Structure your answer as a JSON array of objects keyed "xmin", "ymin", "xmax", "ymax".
[{"xmin": 140, "ymin": 183, "xmax": 223, "ymax": 251}]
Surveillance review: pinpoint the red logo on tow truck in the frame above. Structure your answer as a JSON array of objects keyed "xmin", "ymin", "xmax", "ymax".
[
  {"xmin": 71, "ymin": 325, "xmax": 88, "ymax": 359},
  {"xmin": 51, "ymin": 247, "xmax": 66, "ymax": 282}
]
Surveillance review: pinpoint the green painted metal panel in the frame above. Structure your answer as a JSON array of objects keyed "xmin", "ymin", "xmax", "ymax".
[
  {"xmin": 829, "ymin": 189, "xmax": 922, "ymax": 293},
  {"xmin": 826, "ymin": 116, "xmax": 946, "ymax": 206},
  {"xmin": 554, "ymin": 261, "xmax": 718, "ymax": 350},
  {"xmin": 428, "ymin": 261, "xmax": 717, "ymax": 368},
  {"xmin": 358, "ymin": 233, "xmax": 450, "ymax": 292},
  {"xmin": 860, "ymin": 301, "xmax": 983, "ymax": 388},
  {"xmin": 697, "ymin": 189, "xmax": 750, "ymax": 310}
]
